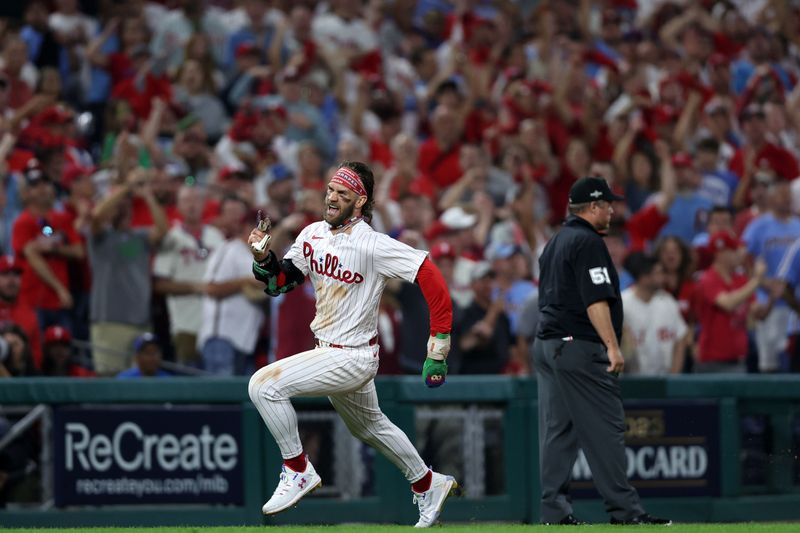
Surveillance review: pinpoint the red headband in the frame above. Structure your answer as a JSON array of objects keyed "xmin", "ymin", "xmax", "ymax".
[{"xmin": 330, "ymin": 167, "xmax": 367, "ymax": 197}]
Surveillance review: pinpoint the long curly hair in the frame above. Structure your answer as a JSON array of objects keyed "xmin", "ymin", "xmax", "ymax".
[{"xmin": 654, "ymin": 236, "xmax": 695, "ymax": 295}]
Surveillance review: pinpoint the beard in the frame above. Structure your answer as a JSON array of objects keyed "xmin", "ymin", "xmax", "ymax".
[{"xmin": 324, "ymin": 199, "xmax": 357, "ymax": 227}]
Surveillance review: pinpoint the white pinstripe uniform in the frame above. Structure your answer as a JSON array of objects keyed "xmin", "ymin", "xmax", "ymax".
[{"xmin": 248, "ymin": 220, "xmax": 430, "ymax": 483}]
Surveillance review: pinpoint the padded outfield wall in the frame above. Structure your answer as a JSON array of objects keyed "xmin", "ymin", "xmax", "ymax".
[{"xmin": 0, "ymin": 375, "xmax": 799, "ymax": 526}]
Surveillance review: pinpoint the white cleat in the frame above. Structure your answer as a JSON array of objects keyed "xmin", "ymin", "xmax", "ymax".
[
  {"xmin": 413, "ymin": 471, "xmax": 459, "ymax": 528},
  {"xmin": 261, "ymin": 461, "xmax": 322, "ymax": 515}
]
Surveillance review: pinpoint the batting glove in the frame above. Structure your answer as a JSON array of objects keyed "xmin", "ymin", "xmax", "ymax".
[
  {"xmin": 250, "ymin": 211, "xmax": 272, "ymax": 256},
  {"xmin": 422, "ymin": 333, "xmax": 450, "ymax": 388}
]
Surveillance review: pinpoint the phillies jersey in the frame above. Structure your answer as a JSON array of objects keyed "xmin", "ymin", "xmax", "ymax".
[
  {"xmin": 622, "ymin": 288, "xmax": 687, "ymax": 375},
  {"xmin": 283, "ymin": 220, "xmax": 427, "ymax": 347}
]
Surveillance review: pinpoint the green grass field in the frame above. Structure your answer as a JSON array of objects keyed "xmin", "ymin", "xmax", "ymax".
[{"xmin": 2, "ymin": 525, "xmax": 798, "ymax": 533}]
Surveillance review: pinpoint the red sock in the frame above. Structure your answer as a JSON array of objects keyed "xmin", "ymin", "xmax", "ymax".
[
  {"xmin": 284, "ymin": 453, "xmax": 307, "ymax": 472},
  {"xmin": 412, "ymin": 470, "xmax": 432, "ymax": 493}
]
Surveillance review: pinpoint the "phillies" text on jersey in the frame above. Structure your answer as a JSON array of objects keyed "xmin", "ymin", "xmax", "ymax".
[{"xmin": 303, "ymin": 242, "xmax": 364, "ymax": 284}]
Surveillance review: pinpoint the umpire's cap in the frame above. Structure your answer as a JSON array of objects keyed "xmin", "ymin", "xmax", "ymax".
[{"xmin": 569, "ymin": 176, "xmax": 624, "ymax": 204}]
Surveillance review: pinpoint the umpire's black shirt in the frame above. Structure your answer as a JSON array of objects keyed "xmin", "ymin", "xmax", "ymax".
[{"xmin": 536, "ymin": 215, "xmax": 623, "ymax": 343}]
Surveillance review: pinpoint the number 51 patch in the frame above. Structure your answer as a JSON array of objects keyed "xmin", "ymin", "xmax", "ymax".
[{"xmin": 589, "ymin": 267, "xmax": 611, "ymax": 285}]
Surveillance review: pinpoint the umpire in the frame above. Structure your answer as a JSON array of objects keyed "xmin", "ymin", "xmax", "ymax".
[{"xmin": 534, "ymin": 177, "xmax": 670, "ymax": 525}]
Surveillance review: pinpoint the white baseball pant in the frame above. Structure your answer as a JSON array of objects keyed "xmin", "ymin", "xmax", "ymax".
[{"xmin": 248, "ymin": 344, "xmax": 429, "ymax": 482}]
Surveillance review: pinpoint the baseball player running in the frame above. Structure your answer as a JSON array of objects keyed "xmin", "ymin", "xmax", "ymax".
[{"xmin": 247, "ymin": 161, "xmax": 457, "ymax": 527}]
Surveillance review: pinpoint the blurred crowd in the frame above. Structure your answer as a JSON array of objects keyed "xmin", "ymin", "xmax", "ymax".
[{"xmin": 1, "ymin": 0, "xmax": 800, "ymax": 380}]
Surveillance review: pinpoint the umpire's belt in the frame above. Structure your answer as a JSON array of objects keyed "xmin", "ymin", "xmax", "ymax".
[{"xmin": 316, "ymin": 336, "xmax": 378, "ymax": 350}]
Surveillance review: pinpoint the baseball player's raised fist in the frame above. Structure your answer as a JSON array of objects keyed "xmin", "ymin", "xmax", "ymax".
[{"xmin": 249, "ymin": 210, "xmax": 272, "ymax": 262}]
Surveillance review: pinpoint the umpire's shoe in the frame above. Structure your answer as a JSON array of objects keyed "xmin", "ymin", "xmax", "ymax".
[
  {"xmin": 610, "ymin": 513, "xmax": 673, "ymax": 525},
  {"xmin": 413, "ymin": 471, "xmax": 459, "ymax": 527},
  {"xmin": 262, "ymin": 460, "xmax": 322, "ymax": 515}
]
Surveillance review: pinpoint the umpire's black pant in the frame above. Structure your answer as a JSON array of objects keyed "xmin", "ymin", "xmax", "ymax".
[{"xmin": 534, "ymin": 337, "xmax": 644, "ymax": 523}]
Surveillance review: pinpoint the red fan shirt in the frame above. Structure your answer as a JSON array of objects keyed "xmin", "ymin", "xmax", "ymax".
[
  {"xmin": 694, "ymin": 268, "xmax": 751, "ymax": 363},
  {"xmin": 418, "ymin": 139, "xmax": 463, "ymax": 188},
  {"xmin": 11, "ymin": 209, "xmax": 81, "ymax": 310}
]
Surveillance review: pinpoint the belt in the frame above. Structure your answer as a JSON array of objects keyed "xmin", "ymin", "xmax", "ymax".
[{"xmin": 316, "ymin": 335, "xmax": 378, "ymax": 349}]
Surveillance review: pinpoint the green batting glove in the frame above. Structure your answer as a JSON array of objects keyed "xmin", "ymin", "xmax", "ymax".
[
  {"xmin": 423, "ymin": 357, "xmax": 448, "ymax": 388},
  {"xmin": 423, "ymin": 333, "xmax": 450, "ymax": 387}
]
